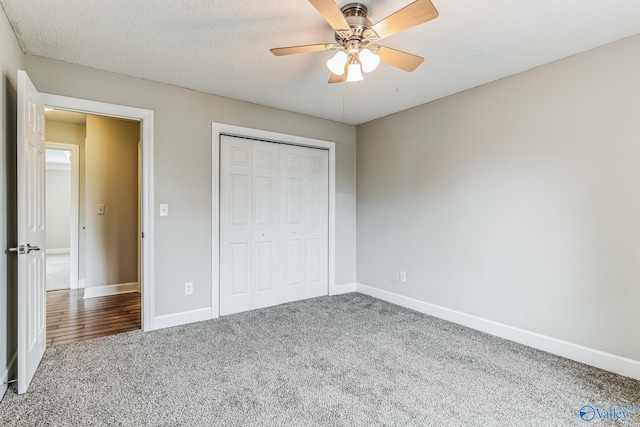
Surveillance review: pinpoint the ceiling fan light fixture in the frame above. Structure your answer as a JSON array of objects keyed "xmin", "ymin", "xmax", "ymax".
[
  {"xmin": 359, "ymin": 48, "xmax": 380, "ymax": 73},
  {"xmin": 327, "ymin": 50, "xmax": 348, "ymax": 75},
  {"xmin": 346, "ymin": 62, "xmax": 364, "ymax": 82},
  {"xmin": 271, "ymin": 1, "xmax": 438, "ymax": 84}
]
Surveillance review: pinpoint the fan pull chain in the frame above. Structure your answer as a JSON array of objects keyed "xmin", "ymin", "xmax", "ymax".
[{"xmin": 342, "ymin": 77, "xmax": 346, "ymax": 124}]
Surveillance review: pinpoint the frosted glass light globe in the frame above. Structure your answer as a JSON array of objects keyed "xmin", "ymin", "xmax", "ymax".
[
  {"xmin": 327, "ymin": 51, "xmax": 348, "ymax": 75},
  {"xmin": 359, "ymin": 48, "xmax": 380, "ymax": 73},
  {"xmin": 346, "ymin": 63, "xmax": 364, "ymax": 82}
]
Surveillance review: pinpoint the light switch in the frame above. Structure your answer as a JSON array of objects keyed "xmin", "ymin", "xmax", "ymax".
[
  {"xmin": 159, "ymin": 204, "xmax": 169, "ymax": 216},
  {"xmin": 97, "ymin": 204, "xmax": 105, "ymax": 215}
]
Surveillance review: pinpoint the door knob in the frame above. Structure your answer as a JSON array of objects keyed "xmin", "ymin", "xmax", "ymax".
[
  {"xmin": 261, "ymin": 233, "xmax": 266, "ymax": 237},
  {"xmin": 8, "ymin": 245, "xmax": 24, "ymax": 254},
  {"xmin": 7, "ymin": 244, "xmax": 39, "ymax": 255}
]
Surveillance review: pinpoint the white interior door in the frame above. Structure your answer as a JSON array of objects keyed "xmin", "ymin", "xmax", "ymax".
[
  {"xmin": 16, "ymin": 70, "xmax": 47, "ymax": 394},
  {"xmin": 280, "ymin": 145, "xmax": 329, "ymax": 303},
  {"xmin": 302, "ymin": 147, "xmax": 329, "ymax": 299},
  {"xmin": 251, "ymin": 140, "xmax": 281, "ymax": 310},
  {"xmin": 220, "ymin": 135, "xmax": 328, "ymax": 315},
  {"xmin": 220, "ymin": 136, "xmax": 281, "ymax": 315},
  {"xmin": 220, "ymin": 136, "xmax": 251, "ymax": 315},
  {"xmin": 280, "ymin": 145, "xmax": 306, "ymax": 302}
]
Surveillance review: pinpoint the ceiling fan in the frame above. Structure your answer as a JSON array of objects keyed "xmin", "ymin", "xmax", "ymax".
[{"xmin": 271, "ymin": 0, "xmax": 439, "ymax": 83}]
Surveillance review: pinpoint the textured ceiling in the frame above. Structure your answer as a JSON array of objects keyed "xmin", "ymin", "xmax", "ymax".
[{"xmin": 2, "ymin": 0, "xmax": 640, "ymax": 125}]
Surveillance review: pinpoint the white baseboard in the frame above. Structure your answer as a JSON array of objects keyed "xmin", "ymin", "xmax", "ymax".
[
  {"xmin": 46, "ymin": 284, "xmax": 70, "ymax": 291},
  {"xmin": 152, "ymin": 307, "xmax": 212, "ymax": 331},
  {"xmin": 330, "ymin": 282, "xmax": 357, "ymax": 295},
  {"xmin": 356, "ymin": 283, "xmax": 640, "ymax": 381},
  {"xmin": 83, "ymin": 282, "xmax": 139, "ymax": 299},
  {"xmin": 46, "ymin": 248, "xmax": 70, "ymax": 255},
  {"xmin": 1, "ymin": 352, "xmax": 17, "ymax": 400}
]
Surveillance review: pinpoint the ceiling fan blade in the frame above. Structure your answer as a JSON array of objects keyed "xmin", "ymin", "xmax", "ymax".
[
  {"xmin": 309, "ymin": 0, "xmax": 350, "ymax": 31},
  {"xmin": 377, "ymin": 46, "xmax": 424, "ymax": 72},
  {"xmin": 270, "ymin": 44, "xmax": 331, "ymax": 56},
  {"xmin": 328, "ymin": 73, "xmax": 345, "ymax": 84},
  {"xmin": 371, "ymin": 0, "xmax": 439, "ymax": 40}
]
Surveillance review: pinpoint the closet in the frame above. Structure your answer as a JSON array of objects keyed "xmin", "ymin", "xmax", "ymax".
[{"xmin": 219, "ymin": 135, "xmax": 329, "ymax": 315}]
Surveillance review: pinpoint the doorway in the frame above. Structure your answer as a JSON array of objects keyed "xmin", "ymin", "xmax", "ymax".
[
  {"xmin": 44, "ymin": 109, "xmax": 142, "ymax": 346},
  {"xmin": 45, "ymin": 140, "xmax": 80, "ymax": 291},
  {"xmin": 40, "ymin": 93, "xmax": 155, "ymax": 333},
  {"xmin": 45, "ymin": 146, "xmax": 73, "ymax": 291}
]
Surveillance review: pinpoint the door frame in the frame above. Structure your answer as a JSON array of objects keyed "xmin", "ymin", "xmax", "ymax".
[
  {"xmin": 211, "ymin": 123, "xmax": 336, "ymax": 318},
  {"xmin": 42, "ymin": 94, "xmax": 155, "ymax": 331},
  {"xmin": 45, "ymin": 141, "xmax": 80, "ymax": 289}
]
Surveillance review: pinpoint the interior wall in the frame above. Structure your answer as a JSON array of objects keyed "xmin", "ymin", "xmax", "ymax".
[
  {"xmin": 0, "ymin": 4, "xmax": 24, "ymax": 397},
  {"xmin": 85, "ymin": 115, "xmax": 139, "ymax": 287},
  {"xmin": 46, "ymin": 121, "xmax": 86, "ymax": 280},
  {"xmin": 24, "ymin": 55, "xmax": 357, "ymax": 317},
  {"xmin": 45, "ymin": 167, "xmax": 71, "ymax": 250},
  {"xmin": 356, "ymin": 34, "xmax": 640, "ymax": 362}
]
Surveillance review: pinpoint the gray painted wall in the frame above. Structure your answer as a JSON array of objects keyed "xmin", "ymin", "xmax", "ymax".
[
  {"xmin": 85, "ymin": 115, "xmax": 139, "ymax": 287},
  {"xmin": 0, "ymin": 4, "xmax": 23, "ymax": 397},
  {"xmin": 23, "ymin": 54, "xmax": 357, "ymax": 317},
  {"xmin": 356, "ymin": 34, "xmax": 640, "ymax": 361},
  {"xmin": 45, "ymin": 167, "xmax": 71, "ymax": 250}
]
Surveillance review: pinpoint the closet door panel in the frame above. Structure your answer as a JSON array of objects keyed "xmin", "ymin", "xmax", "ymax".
[
  {"xmin": 280, "ymin": 145, "xmax": 329, "ymax": 302},
  {"xmin": 251, "ymin": 140, "xmax": 280, "ymax": 309},
  {"xmin": 304, "ymin": 147, "xmax": 329, "ymax": 299},
  {"xmin": 220, "ymin": 136, "xmax": 252, "ymax": 315},
  {"xmin": 280, "ymin": 145, "xmax": 306, "ymax": 303}
]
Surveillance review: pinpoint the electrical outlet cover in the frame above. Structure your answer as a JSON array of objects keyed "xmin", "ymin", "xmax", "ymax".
[{"xmin": 185, "ymin": 282, "xmax": 194, "ymax": 295}]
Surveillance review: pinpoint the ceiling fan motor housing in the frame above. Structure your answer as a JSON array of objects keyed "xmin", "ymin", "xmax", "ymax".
[
  {"xmin": 341, "ymin": 2, "xmax": 369, "ymax": 18},
  {"xmin": 335, "ymin": 3, "xmax": 373, "ymax": 46}
]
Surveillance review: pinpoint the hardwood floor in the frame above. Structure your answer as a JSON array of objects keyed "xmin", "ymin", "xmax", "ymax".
[{"xmin": 46, "ymin": 289, "xmax": 141, "ymax": 347}]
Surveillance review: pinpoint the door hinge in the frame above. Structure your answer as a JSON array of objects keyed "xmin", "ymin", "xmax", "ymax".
[
  {"xmin": 8, "ymin": 245, "xmax": 26, "ymax": 255},
  {"xmin": 141, "ymin": 232, "xmax": 144, "ymax": 239}
]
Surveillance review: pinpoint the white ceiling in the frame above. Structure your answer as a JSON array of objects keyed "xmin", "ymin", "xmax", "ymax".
[
  {"xmin": 46, "ymin": 109, "xmax": 86, "ymax": 125},
  {"xmin": 2, "ymin": 0, "xmax": 640, "ymax": 125}
]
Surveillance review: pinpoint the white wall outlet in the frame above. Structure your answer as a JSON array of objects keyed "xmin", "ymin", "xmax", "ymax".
[
  {"xmin": 159, "ymin": 204, "xmax": 169, "ymax": 216},
  {"xmin": 184, "ymin": 282, "xmax": 193, "ymax": 295},
  {"xmin": 97, "ymin": 204, "xmax": 105, "ymax": 215},
  {"xmin": 399, "ymin": 271, "xmax": 407, "ymax": 283}
]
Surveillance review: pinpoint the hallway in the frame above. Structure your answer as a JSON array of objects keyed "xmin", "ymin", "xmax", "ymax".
[{"xmin": 46, "ymin": 290, "xmax": 141, "ymax": 346}]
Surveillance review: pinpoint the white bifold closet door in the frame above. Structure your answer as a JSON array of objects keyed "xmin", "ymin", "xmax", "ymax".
[{"xmin": 220, "ymin": 135, "xmax": 328, "ymax": 316}]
